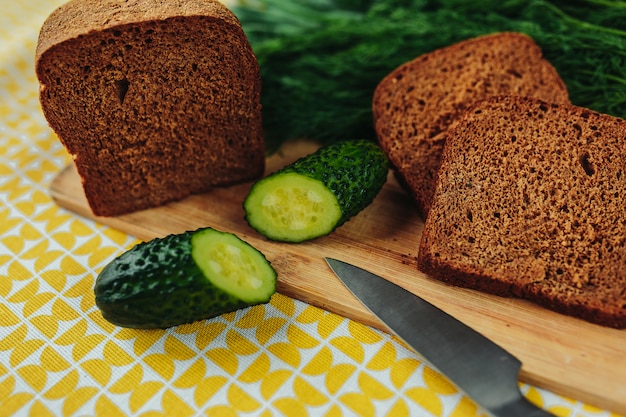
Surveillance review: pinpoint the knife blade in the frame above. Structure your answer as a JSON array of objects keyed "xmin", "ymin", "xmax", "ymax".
[{"xmin": 325, "ymin": 258, "xmax": 555, "ymax": 417}]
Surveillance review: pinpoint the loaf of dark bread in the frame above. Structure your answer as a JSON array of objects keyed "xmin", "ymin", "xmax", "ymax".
[
  {"xmin": 418, "ymin": 95, "xmax": 626, "ymax": 328},
  {"xmin": 36, "ymin": 0, "xmax": 264, "ymax": 216},
  {"xmin": 373, "ymin": 32, "xmax": 570, "ymax": 218}
]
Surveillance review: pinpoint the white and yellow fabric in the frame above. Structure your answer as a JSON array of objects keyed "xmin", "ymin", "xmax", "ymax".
[{"xmin": 0, "ymin": 1, "xmax": 618, "ymax": 416}]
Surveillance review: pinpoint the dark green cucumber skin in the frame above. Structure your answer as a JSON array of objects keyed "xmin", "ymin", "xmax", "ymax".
[
  {"xmin": 262, "ymin": 139, "xmax": 389, "ymax": 227},
  {"xmin": 94, "ymin": 228, "xmax": 268, "ymax": 329}
]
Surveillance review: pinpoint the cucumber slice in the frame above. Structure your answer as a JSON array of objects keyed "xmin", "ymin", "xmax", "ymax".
[
  {"xmin": 191, "ymin": 229, "xmax": 275, "ymax": 303},
  {"xmin": 243, "ymin": 172, "xmax": 342, "ymax": 242},
  {"xmin": 244, "ymin": 140, "xmax": 388, "ymax": 242},
  {"xmin": 94, "ymin": 227, "xmax": 276, "ymax": 329}
]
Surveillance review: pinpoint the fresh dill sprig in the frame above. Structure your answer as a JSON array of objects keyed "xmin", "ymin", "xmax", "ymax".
[{"xmin": 233, "ymin": 0, "xmax": 626, "ymax": 151}]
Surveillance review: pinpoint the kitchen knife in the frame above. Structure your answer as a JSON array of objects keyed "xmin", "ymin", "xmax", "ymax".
[{"xmin": 325, "ymin": 258, "xmax": 555, "ymax": 417}]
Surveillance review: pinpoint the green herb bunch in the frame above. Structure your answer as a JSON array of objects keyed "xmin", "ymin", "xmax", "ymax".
[{"xmin": 233, "ymin": 0, "xmax": 626, "ymax": 152}]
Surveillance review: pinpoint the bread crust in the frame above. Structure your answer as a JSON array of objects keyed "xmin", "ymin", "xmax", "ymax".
[
  {"xmin": 36, "ymin": 0, "xmax": 264, "ymax": 216},
  {"xmin": 36, "ymin": 0, "xmax": 241, "ymax": 61},
  {"xmin": 418, "ymin": 95, "xmax": 626, "ymax": 328},
  {"xmin": 373, "ymin": 32, "xmax": 570, "ymax": 218}
]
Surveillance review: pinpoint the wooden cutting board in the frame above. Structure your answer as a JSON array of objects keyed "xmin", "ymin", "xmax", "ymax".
[{"xmin": 50, "ymin": 139, "xmax": 626, "ymax": 415}]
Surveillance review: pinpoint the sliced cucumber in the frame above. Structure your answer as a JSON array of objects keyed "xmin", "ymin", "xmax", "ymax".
[
  {"xmin": 243, "ymin": 139, "xmax": 388, "ymax": 242},
  {"xmin": 244, "ymin": 172, "xmax": 342, "ymax": 242},
  {"xmin": 94, "ymin": 227, "xmax": 276, "ymax": 329},
  {"xmin": 191, "ymin": 229, "xmax": 274, "ymax": 303}
]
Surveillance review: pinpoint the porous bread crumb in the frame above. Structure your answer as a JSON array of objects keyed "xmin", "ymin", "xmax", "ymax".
[
  {"xmin": 418, "ymin": 95, "xmax": 626, "ymax": 329},
  {"xmin": 373, "ymin": 32, "xmax": 570, "ymax": 218},
  {"xmin": 35, "ymin": 0, "xmax": 264, "ymax": 216}
]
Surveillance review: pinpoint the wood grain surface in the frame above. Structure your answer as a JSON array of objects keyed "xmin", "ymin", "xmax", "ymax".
[{"xmin": 50, "ymin": 140, "xmax": 626, "ymax": 415}]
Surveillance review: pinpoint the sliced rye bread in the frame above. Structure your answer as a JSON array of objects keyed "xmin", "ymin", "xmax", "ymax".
[
  {"xmin": 372, "ymin": 32, "xmax": 570, "ymax": 218},
  {"xmin": 417, "ymin": 95, "xmax": 626, "ymax": 328},
  {"xmin": 35, "ymin": 0, "xmax": 264, "ymax": 216}
]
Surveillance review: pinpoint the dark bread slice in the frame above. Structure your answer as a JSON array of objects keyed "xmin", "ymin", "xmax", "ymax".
[
  {"xmin": 372, "ymin": 32, "xmax": 570, "ymax": 218},
  {"xmin": 417, "ymin": 95, "xmax": 626, "ymax": 328},
  {"xmin": 35, "ymin": 0, "xmax": 264, "ymax": 216}
]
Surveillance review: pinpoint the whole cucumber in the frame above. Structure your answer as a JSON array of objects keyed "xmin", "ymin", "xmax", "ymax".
[
  {"xmin": 243, "ymin": 139, "xmax": 388, "ymax": 242},
  {"xmin": 94, "ymin": 227, "xmax": 277, "ymax": 329}
]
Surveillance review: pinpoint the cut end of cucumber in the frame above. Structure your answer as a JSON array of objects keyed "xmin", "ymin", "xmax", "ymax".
[
  {"xmin": 191, "ymin": 229, "xmax": 276, "ymax": 303},
  {"xmin": 244, "ymin": 172, "xmax": 342, "ymax": 242}
]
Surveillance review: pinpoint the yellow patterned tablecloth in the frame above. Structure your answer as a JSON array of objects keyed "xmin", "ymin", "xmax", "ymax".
[{"xmin": 0, "ymin": 1, "xmax": 619, "ymax": 416}]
